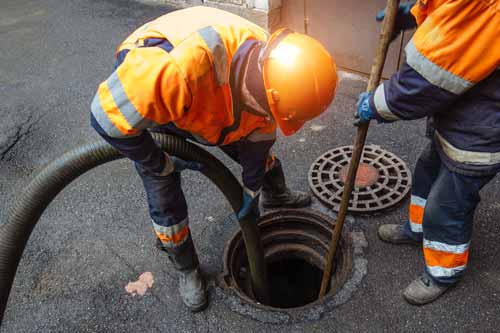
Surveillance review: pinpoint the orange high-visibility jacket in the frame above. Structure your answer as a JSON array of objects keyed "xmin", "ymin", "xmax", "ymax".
[
  {"xmin": 370, "ymin": 0, "xmax": 500, "ymax": 175},
  {"xmin": 408, "ymin": 0, "xmax": 500, "ymax": 92},
  {"xmin": 91, "ymin": 6, "xmax": 275, "ymax": 146}
]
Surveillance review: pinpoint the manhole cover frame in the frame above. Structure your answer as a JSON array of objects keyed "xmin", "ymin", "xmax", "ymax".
[{"xmin": 308, "ymin": 145, "xmax": 412, "ymax": 214}]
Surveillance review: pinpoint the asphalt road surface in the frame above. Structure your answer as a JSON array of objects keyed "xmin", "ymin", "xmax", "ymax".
[{"xmin": 1, "ymin": 0, "xmax": 500, "ymax": 331}]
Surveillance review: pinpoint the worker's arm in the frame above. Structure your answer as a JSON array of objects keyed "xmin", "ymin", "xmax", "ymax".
[
  {"xmin": 356, "ymin": 0, "xmax": 500, "ymax": 123},
  {"xmin": 90, "ymin": 46, "xmax": 193, "ymax": 175},
  {"xmin": 234, "ymin": 133, "xmax": 276, "ymax": 220},
  {"xmin": 366, "ymin": 61, "xmax": 460, "ymax": 122},
  {"xmin": 240, "ymin": 141, "xmax": 275, "ymax": 192},
  {"xmin": 91, "ymin": 113, "xmax": 167, "ymax": 173}
]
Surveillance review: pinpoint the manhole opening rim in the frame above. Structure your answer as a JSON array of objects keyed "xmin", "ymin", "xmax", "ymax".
[{"xmin": 219, "ymin": 209, "xmax": 355, "ymax": 314}]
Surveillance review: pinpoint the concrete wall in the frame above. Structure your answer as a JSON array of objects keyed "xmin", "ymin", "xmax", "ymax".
[
  {"xmin": 152, "ymin": 0, "xmax": 282, "ymax": 31},
  {"xmin": 140, "ymin": 0, "xmax": 407, "ymax": 75},
  {"xmin": 279, "ymin": 0, "xmax": 411, "ymax": 77}
]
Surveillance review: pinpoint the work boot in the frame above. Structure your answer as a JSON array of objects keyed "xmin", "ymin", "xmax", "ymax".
[
  {"xmin": 261, "ymin": 160, "xmax": 311, "ymax": 209},
  {"xmin": 158, "ymin": 234, "xmax": 208, "ymax": 312},
  {"xmin": 403, "ymin": 273, "xmax": 452, "ymax": 305},
  {"xmin": 377, "ymin": 224, "xmax": 419, "ymax": 245},
  {"xmin": 178, "ymin": 268, "xmax": 206, "ymax": 312}
]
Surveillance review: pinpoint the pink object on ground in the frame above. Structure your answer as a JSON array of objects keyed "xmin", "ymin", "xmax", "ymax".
[{"xmin": 125, "ymin": 272, "xmax": 155, "ymax": 296}]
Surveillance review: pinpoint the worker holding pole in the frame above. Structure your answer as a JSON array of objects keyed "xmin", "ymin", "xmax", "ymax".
[
  {"xmin": 90, "ymin": 6, "xmax": 337, "ymax": 311},
  {"xmin": 356, "ymin": 0, "xmax": 500, "ymax": 305}
]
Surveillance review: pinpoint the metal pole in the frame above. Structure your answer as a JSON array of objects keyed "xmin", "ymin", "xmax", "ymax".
[
  {"xmin": 319, "ymin": 0, "xmax": 401, "ymax": 297},
  {"xmin": 304, "ymin": 0, "xmax": 309, "ymax": 34}
]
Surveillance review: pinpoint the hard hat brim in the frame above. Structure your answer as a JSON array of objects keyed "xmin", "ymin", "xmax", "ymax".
[{"xmin": 274, "ymin": 116, "xmax": 305, "ymax": 136}]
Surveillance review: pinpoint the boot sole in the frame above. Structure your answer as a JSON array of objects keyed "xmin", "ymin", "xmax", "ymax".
[
  {"xmin": 187, "ymin": 298, "xmax": 209, "ymax": 313},
  {"xmin": 378, "ymin": 237, "xmax": 420, "ymax": 245},
  {"xmin": 185, "ymin": 285, "xmax": 208, "ymax": 313}
]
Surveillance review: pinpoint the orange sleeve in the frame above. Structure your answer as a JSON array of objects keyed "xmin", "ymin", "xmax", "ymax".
[
  {"xmin": 409, "ymin": 0, "xmax": 500, "ymax": 92},
  {"xmin": 91, "ymin": 47, "xmax": 191, "ymax": 138}
]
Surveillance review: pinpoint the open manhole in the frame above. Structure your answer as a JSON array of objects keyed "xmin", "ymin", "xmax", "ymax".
[
  {"xmin": 218, "ymin": 209, "xmax": 356, "ymax": 323},
  {"xmin": 308, "ymin": 145, "xmax": 411, "ymax": 214},
  {"xmin": 266, "ymin": 257, "xmax": 323, "ymax": 308}
]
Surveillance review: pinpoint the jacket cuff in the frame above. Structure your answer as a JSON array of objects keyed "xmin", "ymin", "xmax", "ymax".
[{"xmin": 370, "ymin": 83, "xmax": 400, "ymax": 123}]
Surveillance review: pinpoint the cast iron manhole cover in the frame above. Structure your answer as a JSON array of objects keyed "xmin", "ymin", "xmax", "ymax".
[{"xmin": 308, "ymin": 145, "xmax": 411, "ymax": 214}]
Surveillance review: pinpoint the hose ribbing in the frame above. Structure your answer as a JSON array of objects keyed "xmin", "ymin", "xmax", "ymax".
[{"xmin": 0, "ymin": 134, "xmax": 268, "ymax": 323}]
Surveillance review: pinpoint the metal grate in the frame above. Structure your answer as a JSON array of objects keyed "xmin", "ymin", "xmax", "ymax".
[{"xmin": 308, "ymin": 145, "xmax": 411, "ymax": 214}]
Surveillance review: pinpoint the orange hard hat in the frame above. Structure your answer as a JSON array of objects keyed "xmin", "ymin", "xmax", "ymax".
[{"xmin": 260, "ymin": 29, "xmax": 338, "ymax": 136}]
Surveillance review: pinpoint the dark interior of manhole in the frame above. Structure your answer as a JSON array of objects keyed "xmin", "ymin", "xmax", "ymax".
[
  {"xmin": 235, "ymin": 254, "xmax": 337, "ymax": 309},
  {"xmin": 226, "ymin": 210, "xmax": 351, "ymax": 311},
  {"xmin": 265, "ymin": 258, "xmax": 323, "ymax": 308}
]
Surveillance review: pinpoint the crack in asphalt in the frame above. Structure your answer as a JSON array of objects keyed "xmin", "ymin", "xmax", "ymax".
[{"xmin": 0, "ymin": 112, "xmax": 44, "ymax": 161}]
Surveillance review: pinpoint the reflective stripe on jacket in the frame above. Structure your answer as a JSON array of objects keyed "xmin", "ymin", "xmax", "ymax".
[
  {"xmin": 369, "ymin": 0, "xmax": 500, "ymax": 175},
  {"xmin": 91, "ymin": 6, "xmax": 275, "ymax": 146}
]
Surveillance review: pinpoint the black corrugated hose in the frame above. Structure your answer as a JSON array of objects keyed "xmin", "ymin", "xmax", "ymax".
[{"xmin": 0, "ymin": 134, "xmax": 269, "ymax": 324}]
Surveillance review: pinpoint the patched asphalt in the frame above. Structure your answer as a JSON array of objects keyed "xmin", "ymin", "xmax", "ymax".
[{"xmin": 1, "ymin": 0, "xmax": 500, "ymax": 331}]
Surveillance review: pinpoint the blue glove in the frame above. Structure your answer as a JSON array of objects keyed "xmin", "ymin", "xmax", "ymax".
[
  {"xmin": 354, "ymin": 92, "xmax": 375, "ymax": 126},
  {"xmin": 237, "ymin": 188, "xmax": 260, "ymax": 220},
  {"xmin": 376, "ymin": 1, "xmax": 417, "ymax": 42}
]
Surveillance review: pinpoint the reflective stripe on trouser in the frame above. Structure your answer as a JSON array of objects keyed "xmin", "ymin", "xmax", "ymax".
[
  {"xmin": 404, "ymin": 142, "xmax": 441, "ymax": 239},
  {"xmin": 152, "ymin": 217, "xmax": 189, "ymax": 248},
  {"xmin": 134, "ymin": 165, "xmax": 190, "ymax": 249},
  {"xmin": 409, "ymin": 195, "xmax": 425, "ymax": 233},
  {"xmin": 408, "ymin": 140, "xmax": 495, "ymax": 284},
  {"xmin": 423, "ymin": 239, "xmax": 469, "ymax": 279}
]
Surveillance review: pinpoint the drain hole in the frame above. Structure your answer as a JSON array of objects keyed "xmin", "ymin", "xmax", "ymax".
[{"xmin": 266, "ymin": 258, "xmax": 323, "ymax": 309}]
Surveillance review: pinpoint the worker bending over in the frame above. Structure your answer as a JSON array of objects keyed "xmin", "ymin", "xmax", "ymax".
[
  {"xmin": 90, "ymin": 7, "xmax": 337, "ymax": 311},
  {"xmin": 357, "ymin": 0, "xmax": 500, "ymax": 305}
]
